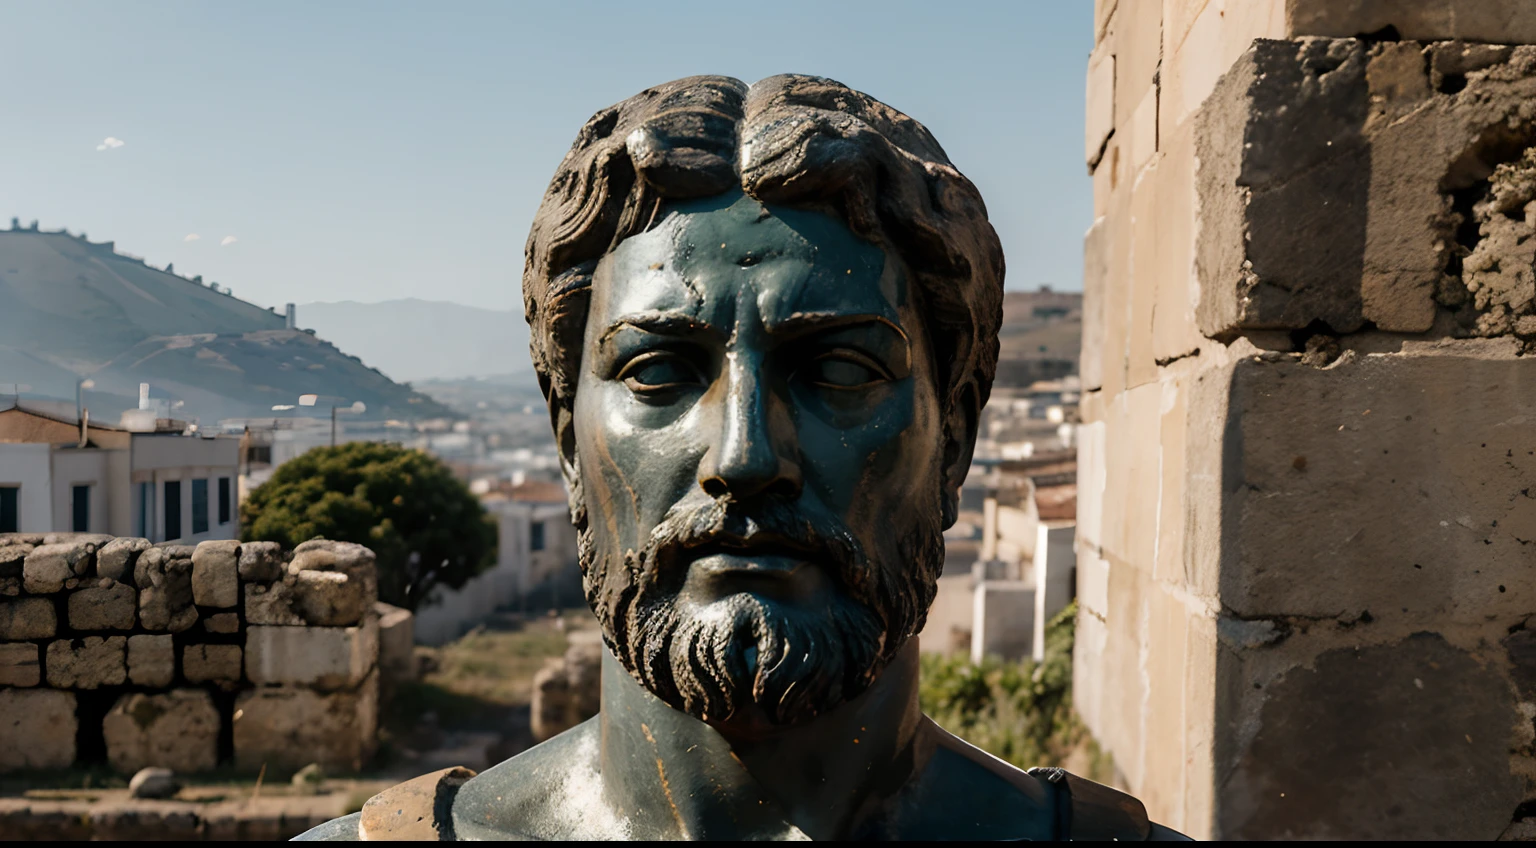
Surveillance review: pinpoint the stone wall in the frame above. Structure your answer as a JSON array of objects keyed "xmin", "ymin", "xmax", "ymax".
[
  {"xmin": 0, "ymin": 533, "xmax": 379, "ymax": 775},
  {"xmin": 1079, "ymin": 0, "xmax": 1536, "ymax": 840}
]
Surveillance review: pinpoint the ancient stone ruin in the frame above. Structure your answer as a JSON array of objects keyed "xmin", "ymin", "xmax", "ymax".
[
  {"xmin": 1078, "ymin": 0, "xmax": 1536, "ymax": 840},
  {"xmin": 0, "ymin": 533, "xmax": 381, "ymax": 775}
]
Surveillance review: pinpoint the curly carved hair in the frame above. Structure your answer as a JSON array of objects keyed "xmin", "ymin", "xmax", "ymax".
[{"xmin": 523, "ymin": 74, "xmax": 1005, "ymax": 521}]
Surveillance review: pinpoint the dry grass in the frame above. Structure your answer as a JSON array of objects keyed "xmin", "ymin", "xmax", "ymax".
[{"xmin": 381, "ymin": 609, "xmax": 596, "ymax": 740}]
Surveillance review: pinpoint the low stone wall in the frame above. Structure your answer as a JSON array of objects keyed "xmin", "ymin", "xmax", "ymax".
[{"xmin": 0, "ymin": 533, "xmax": 379, "ymax": 775}]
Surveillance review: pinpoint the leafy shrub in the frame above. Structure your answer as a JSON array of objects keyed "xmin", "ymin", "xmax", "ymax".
[
  {"xmin": 920, "ymin": 601, "xmax": 1103, "ymax": 772},
  {"xmin": 240, "ymin": 442, "xmax": 496, "ymax": 611}
]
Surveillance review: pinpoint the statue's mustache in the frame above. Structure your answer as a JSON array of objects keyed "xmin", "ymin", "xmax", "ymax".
[{"xmin": 641, "ymin": 495, "xmax": 870, "ymax": 599}]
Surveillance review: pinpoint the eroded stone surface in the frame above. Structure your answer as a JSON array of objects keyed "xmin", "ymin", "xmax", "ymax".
[
  {"xmin": 68, "ymin": 580, "xmax": 137, "ymax": 631},
  {"xmin": 236, "ymin": 541, "xmax": 286, "ymax": 583},
  {"xmin": 191, "ymin": 540, "xmax": 240, "ymax": 608},
  {"xmin": 293, "ymin": 570, "xmax": 370, "ymax": 627},
  {"xmin": 1218, "ymin": 350, "xmax": 1535, "ymax": 618},
  {"xmin": 24, "ymin": 542, "xmax": 93, "ymax": 594},
  {"xmin": 245, "ymin": 622, "xmax": 375, "ymax": 689},
  {"xmin": 204, "ymin": 612, "xmax": 239, "ymax": 634},
  {"xmin": 0, "ymin": 543, "xmax": 31, "ymax": 579},
  {"xmin": 1196, "ymin": 38, "xmax": 1536, "ymax": 337},
  {"xmin": 96, "ymin": 538, "xmax": 149, "ymax": 583},
  {"xmin": 126, "ymin": 634, "xmax": 175, "ymax": 687},
  {"xmin": 1222, "ymin": 634, "xmax": 1522, "ymax": 839},
  {"xmin": 0, "ymin": 689, "xmax": 76, "ymax": 769},
  {"xmin": 183, "ymin": 644, "xmax": 242, "ymax": 685},
  {"xmin": 103, "ymin": 690, "xmax": 219, "ymax": 774},
  {"xmin": 0, "ymin": 597, "xmax": 56, "ymax": 640},
  {"xmin": 135, "ymin": 548, "xmax": 196, "ymax": 632},
  {"xmin": 47, "ymin": 636, "xmax": 127, "ymax": 689},
  {"xmin": 244, "ymin": 581, "xmax": 304, "ymax": 625},
  {"xmin": 232, "ymin": 675, "xmax": 378, "ymax": 771},
  {"xmin": 0, "ymin": 643, "xmax": 40, "ymax": 687}
]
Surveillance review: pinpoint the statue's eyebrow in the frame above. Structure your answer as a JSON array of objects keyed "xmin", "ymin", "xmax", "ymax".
[
  {"xmin": 599, "ymin": 311, "xmax": 725, "ymax": 344},
  {"xmin": 766, "ymin": 311, "xmax": 909, "ymax": 345}
]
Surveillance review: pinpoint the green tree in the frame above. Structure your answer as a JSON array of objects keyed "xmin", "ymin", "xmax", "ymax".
[{"xmin": 240, "ymin": 442, "xmax": 497, "ymax": 611}]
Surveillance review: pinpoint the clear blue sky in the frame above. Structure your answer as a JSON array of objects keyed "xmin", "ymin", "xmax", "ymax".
[{"xmin": 1, "ymin": 1, "xmax": 1092, "ymax": 311}]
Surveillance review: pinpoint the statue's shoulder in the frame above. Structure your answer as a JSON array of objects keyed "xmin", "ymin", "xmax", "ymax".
[
  {"xmin": 904, "ymin": 718, "xmax": 1191, "ymax": 841},
  {"xmin": 291, "ymin": 719, "xmax": 603, "ymax": 842}
]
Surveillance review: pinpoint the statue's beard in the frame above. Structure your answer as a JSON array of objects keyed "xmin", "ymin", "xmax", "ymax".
[{"xmin": 578, "ymin": 493, "xmax": 945, "ymax": 726}]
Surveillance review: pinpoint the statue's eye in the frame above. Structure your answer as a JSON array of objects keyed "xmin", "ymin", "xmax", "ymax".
[
  {"xmin": 618, "ymin": 352, "xmax": 704, "ymax": 393},
  {"xmin": 802, "ymin": 354, "xmax": 886, "ymax": 389}
]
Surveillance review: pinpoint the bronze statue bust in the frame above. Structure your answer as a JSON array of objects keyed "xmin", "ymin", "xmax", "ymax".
[{"xmin": 298, "ymin": 74, "xmax": 1186, "ymax": 841}]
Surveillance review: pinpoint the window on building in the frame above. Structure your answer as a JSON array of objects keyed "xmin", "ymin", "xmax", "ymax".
[
  {"xmin": 0, "ymin": 486, "xmax": 17, "ymax": 533},
  {"xmin": 530, "ymin": 521, "xmax": 545, "ymax": 552},
  {"xmin": 192, "ymin": 479, "xmax": 209, "ymax": 535},
  {"xmin": 164, "ymin": 480, "xmax": 181, "ymax": 540},
  {"xmin": 246, "ymin": 444, "xmax": 272, "ymax": 465},
  {"xmin": 218, "ymin": 477, "xmax": 231, "ymax": 525},
  {"xmin": 71, "ymin": 485, "xmax": 90, "ymax": 532},
  {"xmin": 137, "ymin": 482, "xmax": 153, "ymax": 539}
]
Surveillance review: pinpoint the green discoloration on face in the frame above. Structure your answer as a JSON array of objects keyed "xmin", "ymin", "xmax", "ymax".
[{"xmin": 574, "ymin": 190, "xmax": 946, "ymax": 612}]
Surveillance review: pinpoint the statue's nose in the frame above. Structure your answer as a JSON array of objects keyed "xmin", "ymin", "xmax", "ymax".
[{"xmin": 697, "ymin": 352, "xmax": 802, "ymax": 501}]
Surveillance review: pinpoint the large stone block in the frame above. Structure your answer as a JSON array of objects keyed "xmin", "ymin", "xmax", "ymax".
[
  {"xmin": 183, "ymin": 644, "xmax": 242, "ymax": 685},
  {"xmin": 1080, "ymin": 219, "xmax": 1109, "ymax": 391},
  {"xmin": 244, "ymin": 581, "xmax": 303, "ymax": 625},
  {"xmin": 102, "ymin": 690, "xmax": 219, "ymax": 774},
  {"xmin": 1085, "ymin": 37, "xmax": 1116, "ymax": 168},
  {"xmin": 375, "ymin": 602, "xmax": 415, "ymax": 699},
  {"xmin": 289, "ymin": 540, "xmax": 377, "ymax": 626},
  {"xmin": 68, "ymin": 579, "xmax": 137, "ymax": 631},
  {"xmin": 1286, "ymin": 0, "xmax": 1536, "ymax": 45},
  {"xmin": 126, "ymin": 634, "xmax": 175, "ymax": 687},
  {"xmin": 135, "ymin": 547, "xmax": 196, "ymax": 632},
  {"xmin": 46, "ymin": 635, "xmax": 127, "ymax": 689},
  {"xmin": 204, "ymin": 612, "xmax": 239, "ymax": 634},
  {"xmin": 1221, "ymin": 633, "xmax": 1522, "ymax": 839},
  {"xmin": 0, "ymin": 596, "xmax": 56, "ymax": 640},
  {"xmin": 1160, "ymin": 0, "xmax": 1286, "ymax": 135},
  {"xmin": 0, "ymin": 542, "xmax": 30, "ymax": 579},
  {"xmin": 0, "ymin": 642, "xmax": 40, "ymax": 687},
  {"xmin": 0, "ymin": 689, "xmax": 76, "ymax": 770},
  {"xmin": 23, "ymin": 541, "xmax": 94, "ymax": 594},
  {"xmin": 292, "ymin": 570, "xmax": 370, "ymax": 627},
  {"xmin": 1111, "ymin": 0, "xmax": 1160, "ymax": 135},
  {"xmin": 233, "ymin": 675, "xmax": 378, "ymax": 771},
  {"xmin": 95, "ymin": 537, "xmax": 149, "ymax": 583},
  {"xmin": 237, "ymin": 540, "xmax": 286, "ymax": 583},
  {"xmin": 245, "ymin": 622, "xmax": 376, "ymax": 689},
  {"xmin": 1215, "ymin": 346, "xmax": 1536, "ymax": 619},
  {"xmin": 1196, "ymin": 37, "xmax": 1536, "ymax": 337},
  {"xmin": 191, "ymin": 540, "xmax": 240, "ymax": 608}
]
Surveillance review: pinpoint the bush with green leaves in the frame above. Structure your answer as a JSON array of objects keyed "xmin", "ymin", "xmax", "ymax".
[
  {"xmin": 240, "ymin": 442, "xmax": 496, "ymax": 611},
  {"xmin": 920, "ymin": 601, "xmax": 1104, "ymax": 773}
]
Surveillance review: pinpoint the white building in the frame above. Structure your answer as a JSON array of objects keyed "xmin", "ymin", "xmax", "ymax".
[
  {"xmin": 0, "ymin": 401, "xmax": 240, "ymax": 543},
  {"xmin": 414, "ymin": 481, "xmax": 580, "ymax": 645}
]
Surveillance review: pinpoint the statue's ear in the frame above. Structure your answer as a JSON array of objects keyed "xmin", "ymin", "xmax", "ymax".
[{"xmin": 940, "ymin": 383, "xmax": 980, "ymax": 529}]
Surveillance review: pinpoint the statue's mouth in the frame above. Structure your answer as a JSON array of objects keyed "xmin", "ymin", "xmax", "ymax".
[{"xmin": 681, "ymin": 542, "xmax": 830, "ymax": 603}]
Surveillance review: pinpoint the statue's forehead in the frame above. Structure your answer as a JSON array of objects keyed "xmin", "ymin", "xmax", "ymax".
[{"xmin": 594, "ymin": 193, "xmax": 903, "ymax": 326}]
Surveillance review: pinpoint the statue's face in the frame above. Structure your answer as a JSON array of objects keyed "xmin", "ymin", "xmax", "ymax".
[{"xmin": 570, "ymin": 190, "xmax": 950, "ymax": 727}]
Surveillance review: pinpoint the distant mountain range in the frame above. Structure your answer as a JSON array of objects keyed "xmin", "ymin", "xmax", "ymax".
[
  {"xmin": 0, "ymin": 227, "xmax": 451, "ymax": 422},
  {"xmin": 294, "ymin": 299, "xmax": 531, "ymax": 383}
]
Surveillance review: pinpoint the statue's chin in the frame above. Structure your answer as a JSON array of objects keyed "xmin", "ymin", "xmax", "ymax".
[{"xmin": 627, "ymin": 592, "xmax": 887, "ymax": 728}]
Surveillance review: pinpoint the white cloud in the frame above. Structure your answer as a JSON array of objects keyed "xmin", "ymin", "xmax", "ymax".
[
  {"xmin": 220, "ymin": 236, "xmax": 238, "ymax": 246},
  {"xmin": 95, "ymin": 137, "xmax": 125, "ymax": 151},
  {"xmin": 184, "ymin": 233, "xmax": 201, "ymax": 242}
]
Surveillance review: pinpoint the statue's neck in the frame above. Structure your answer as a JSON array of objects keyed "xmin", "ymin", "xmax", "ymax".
[{"xmin": 597, "ymin": 641, "xmax": 927, "ymax": 840}]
